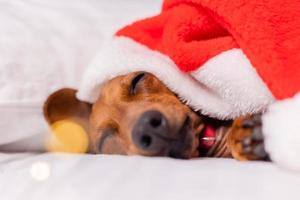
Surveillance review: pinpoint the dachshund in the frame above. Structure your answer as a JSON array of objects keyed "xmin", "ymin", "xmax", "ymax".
[{"xmin": 44, "ymin": 72, "xmax": 269, "ymax": 161}]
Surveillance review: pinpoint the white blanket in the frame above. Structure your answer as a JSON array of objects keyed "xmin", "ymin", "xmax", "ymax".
[
  {"xmin": 1, "ymin": 153, "xmax": 300, "ymax": 200},
  {"xmin": 0, "ymin": 0, "xmax": 161, "ymax": 149}
]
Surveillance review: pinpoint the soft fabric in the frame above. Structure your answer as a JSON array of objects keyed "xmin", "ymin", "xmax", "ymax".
[
  {"xmin": 77, "ymin": 0, "xmax": 300, "ymax": 170},
  {"xmin": 1, "ymin": 153, "xmax": 300, "ymax": 200},
  {"xmin": 263, "ymin": 94, "xmax": 300, "ymax": 170},
  {"xmin": 0, "ymin": 0, "xmax": 161, "ymax": 150},
  {"xmin": 77, "ymin": 38, "xmax": 274, "ymax": 118},
  {"xmin": 118, "ymin": 0, "xmax": 300, "ymax": 100}
]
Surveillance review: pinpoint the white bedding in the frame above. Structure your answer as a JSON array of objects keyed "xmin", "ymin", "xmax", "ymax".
[
  {"xmin": 1, "ymin": 1, "xmax": 300, "ymax": 199},
  {"xmin": 0, "ymin": 0, "xmax": 161, "ymax": 150},
  {"xmin": 1, "ymin": 153, "xmax": 300, "ymax": 200}
]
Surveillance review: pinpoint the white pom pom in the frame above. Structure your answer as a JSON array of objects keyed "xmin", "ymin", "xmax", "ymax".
[{"xmin": 262, "ymin": 93, "xmax": 300, "ymax": 171}]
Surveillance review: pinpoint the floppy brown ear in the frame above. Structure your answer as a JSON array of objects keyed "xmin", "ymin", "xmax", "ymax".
[{"xmin": 43, "ymin": 88, "xmax": 92, "ymax": 128}]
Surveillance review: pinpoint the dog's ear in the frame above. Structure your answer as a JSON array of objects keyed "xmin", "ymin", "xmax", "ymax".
[
  {"xmin": 43, "ymin": 88, "xmax": 92, "ymax": 126},
  {"xmin": 43, "ymin": 88, "xmax": 92, "ymax": 153}
]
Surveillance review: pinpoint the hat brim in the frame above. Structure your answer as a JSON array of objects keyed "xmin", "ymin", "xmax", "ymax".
[{"xmin": 77, "ymin": 37, "xmax": 274, "ymax": 119}]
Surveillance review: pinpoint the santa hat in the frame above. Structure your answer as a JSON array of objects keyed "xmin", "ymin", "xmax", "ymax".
[{"xmin": 77, "ymin": 0, "xmax": 300, "ymax": 170}]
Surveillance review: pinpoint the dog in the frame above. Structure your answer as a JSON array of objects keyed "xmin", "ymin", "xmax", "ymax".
[{"xmin": 44, "ymin": 72, "xmax": 269, "ymax": 161}]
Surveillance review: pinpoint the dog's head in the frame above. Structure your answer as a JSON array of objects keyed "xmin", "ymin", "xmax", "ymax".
[{"xmin": 44, "ymin": 72, "xmax": 218, "ymax": 158}]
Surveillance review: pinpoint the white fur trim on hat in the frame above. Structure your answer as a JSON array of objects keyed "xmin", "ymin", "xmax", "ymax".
[
  {"xmin": 77, "ymin": 37, "xmax": 274, "ymax": 119},
  {"xmin": 263, "ymin": 92, "xmax": 300, "ymax": 171}
]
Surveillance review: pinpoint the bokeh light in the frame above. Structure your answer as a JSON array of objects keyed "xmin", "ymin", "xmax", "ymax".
[
  {"xmin": 47, "ymin": 120, "xmax": 89, "ymax": 153},
  {"xmin": 30, "ymin": 161, "xmax": 51, "ymax": 181}
]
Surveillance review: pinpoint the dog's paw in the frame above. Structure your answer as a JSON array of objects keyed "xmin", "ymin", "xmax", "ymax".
[
  {"xmin": 229, "ymin": 114, "xmax": 270, "ymax": 161},
  {"xmin": 240, "ymin": 115, "xmax": 269, "ymax": 160}
]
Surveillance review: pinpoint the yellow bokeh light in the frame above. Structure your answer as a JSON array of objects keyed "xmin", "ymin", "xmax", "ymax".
[{"xmin": 47, "ymin": 119, "xmax": 89, "ymax": 153}]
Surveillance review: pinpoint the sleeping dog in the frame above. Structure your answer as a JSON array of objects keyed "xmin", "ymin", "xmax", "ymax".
[{"xmin": 44, "ymin": 72, "xmax": 269, "ymax": 161}]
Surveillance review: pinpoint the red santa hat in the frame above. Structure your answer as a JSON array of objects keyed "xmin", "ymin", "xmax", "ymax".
[{"xmin": 77, "ymin": 0, "xmax": 300, "ymax": 170}]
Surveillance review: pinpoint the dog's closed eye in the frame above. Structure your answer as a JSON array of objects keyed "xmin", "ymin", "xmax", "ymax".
[
  {"xmin": 97, "ymin": 128, "xmax": 126, "ymax": 155},
  {"xmin": 98, "ymin": 128, "xmax": 115, "ymax": 153},
  {"xmin": 130, "ymin": 73, "xmax": 145, "ymax": 95}
]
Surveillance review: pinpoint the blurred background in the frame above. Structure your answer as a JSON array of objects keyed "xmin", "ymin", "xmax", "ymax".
[{"xmin": 0, "ymin": 0, "xmax": 161, "ymax": 152}]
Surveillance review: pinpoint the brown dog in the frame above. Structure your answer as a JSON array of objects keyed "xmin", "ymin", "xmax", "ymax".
[{"xmin": 44, "ymin": 72, "xmax": 269, "ymax": 161}]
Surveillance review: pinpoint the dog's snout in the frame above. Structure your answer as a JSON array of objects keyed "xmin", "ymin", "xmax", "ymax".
[
  {"xmin": 141, "ymin": 110, "xmax": 168, "ymax": 133},
  {"xmin": 132, "ymin": 110, "xmax": 194, "ymax": 159},
  {"xmin": 132, "ymin": 110, "xmax": 169, "ymax": 152}
]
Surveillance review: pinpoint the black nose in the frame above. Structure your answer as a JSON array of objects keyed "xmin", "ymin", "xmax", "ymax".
[{"xmin": 132, "ymin": 110, "xmax": 170, "ymax": 153}]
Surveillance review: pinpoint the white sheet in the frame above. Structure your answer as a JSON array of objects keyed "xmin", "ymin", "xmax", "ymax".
[
  {"xmin": 0, "ymin": 153, "xmax": 300, "ymax": 200},
  {"xmin": 0, "ymin": 0, "xmax": 161, "ymax": 149}
]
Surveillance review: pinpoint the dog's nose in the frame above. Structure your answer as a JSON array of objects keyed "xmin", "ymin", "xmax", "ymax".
[{"xmin": 132, "ymin": 110, "xmax": 170, "ymax": 153}]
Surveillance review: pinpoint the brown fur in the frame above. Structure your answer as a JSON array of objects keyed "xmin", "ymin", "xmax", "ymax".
[{"xmin": 44, "ymin": 72, "xmax": 264, "ymax": 161}]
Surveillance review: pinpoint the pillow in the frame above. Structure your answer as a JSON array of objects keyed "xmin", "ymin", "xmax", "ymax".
[{"xmin": 0, "ymin": 0, "xmax": 161, "ymax": 151}]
